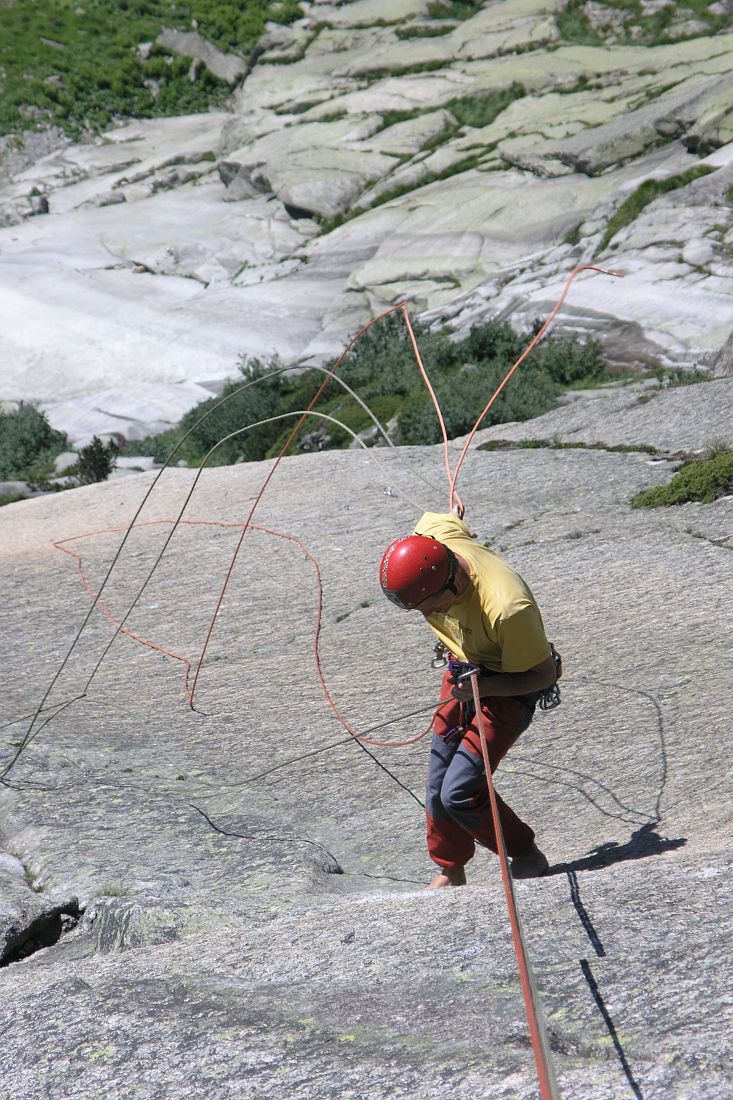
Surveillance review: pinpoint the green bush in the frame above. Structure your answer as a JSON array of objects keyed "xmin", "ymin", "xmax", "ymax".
[
  {"xmin": 632, "ymin": 447, "xmax": 733, "ymax": 507},
  {"xmin": 122, "ymin": 317, "xmax": 613, "ymax": 466},
  {"xmin": 397, "ymin": 359, "xmax": 559, "ymax": 445},
  {"xmin": 0, "ymin": 491, "xmax": 28, "ymax": 508},
  {"xmin": 178, "ymin": 355, "xmax": 289, "ymax": 465},
  {"xmin": 338, "ymin": 313, "xmax": 445, "ymax": 397},
  {"xmin": 76, "ymin": 436, "xmax": 118, "ymax": 484},
  {"xmin": 0, "ymin": 403, "xmax": 69, "ymax": 479},
  {"xmin": 539, "ymin": 335, "xmax": 605, "ymax": 385}
]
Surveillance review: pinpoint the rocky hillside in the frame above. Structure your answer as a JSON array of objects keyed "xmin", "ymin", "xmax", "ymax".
[
  {"xmin": 0, "ymin": 367, "xmax": 731, "ymax": 1097},
  {"xmin": 1, "ymin": 0, "xmax": 733, "ymax": 445}
]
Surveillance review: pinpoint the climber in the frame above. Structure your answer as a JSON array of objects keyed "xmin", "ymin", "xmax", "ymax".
[{"xmin": 379, "ymin": 511, "xmax": 560, "ymax": 888}]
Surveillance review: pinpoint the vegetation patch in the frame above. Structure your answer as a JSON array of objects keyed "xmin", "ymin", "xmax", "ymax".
[
  {"xmin": 123, "ymin": 316, "xmax": 611, "ymax": 467},
  {"xmin": 75, "ymin": 437, "xmax": 119, "ymax": 484},
  {"xmin": 555, "ymin": 0, "xmax": 731, "ymax": 46},
  {"xmin": 563, "ymin": 223, "xmax": 582, "ymax": 246},
  {"xmin": 555, "ymin": 0, "xmax": 603, "ymax": 45},
  {"xmin": 446, "ymin": 83, "xmax": 525, "ymax": 130},
  {"xmin": 0, "ymin": 403, "xmax": 68, "ymax": 480},
  {"xmin": 0, "ymin": 0, "xmax": 303, "ymax": 138},
  {"xmin": 396, "ymin": 24, "xmax": 454, "ymax": 39},
  {"xmin": 0, "ymin": 405, "xmax": 122, "ymax": 502},
  {"xmin": 478, "ymin": 438, "xmax": 660, "ymax": 454},
  {"xmin": 427, "ymin": 0, "xmax": 482, "ymax": 20},
  {"xmin": 0, "ymin": 491, "xmax": 28, "ymax": 507},
  {"xmin": 598, "ymin": 166, "xmax": 715, "ymax": 254},
  {"xmin": 631, "ymin": 446, "xmax": 733, "ymax": 507}
]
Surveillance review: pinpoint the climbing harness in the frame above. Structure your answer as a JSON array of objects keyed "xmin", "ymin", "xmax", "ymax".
[
  {"xmin": 431, "ymin": 644, "xmax": 563, "ymax": 715},
  {"xmin": 537, "ymin": 643, "xmax": 563, "ymax": 712}
]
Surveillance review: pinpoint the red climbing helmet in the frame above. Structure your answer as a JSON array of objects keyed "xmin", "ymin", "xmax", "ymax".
[{"xmin": 379, "ymin": 535, "xmax": 455, "ymax": 610}]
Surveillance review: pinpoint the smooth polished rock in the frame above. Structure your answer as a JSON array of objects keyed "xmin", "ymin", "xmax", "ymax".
[
  {"xmin": 0, "ymin": 373, "xmax": 731, "ymax": 1096},
  {"xmin": 2, "ymin": 9, "xmax": 733, "ymax": 444}
]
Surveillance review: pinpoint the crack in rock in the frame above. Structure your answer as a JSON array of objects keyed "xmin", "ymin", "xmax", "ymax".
[{"xmin": 0, "ymin": 899, "xmax": 81, "ymax": 968}]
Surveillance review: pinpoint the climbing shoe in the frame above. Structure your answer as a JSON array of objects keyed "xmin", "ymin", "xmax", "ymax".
[{"xmin": 510, "ymin": 843, "xmax": 549, "ymax": 879}]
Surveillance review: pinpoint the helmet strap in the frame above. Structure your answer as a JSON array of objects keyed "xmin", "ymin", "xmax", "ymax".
[{"xmin": 444, "ymin": 548, "xmax": 459, "ymax": 596}]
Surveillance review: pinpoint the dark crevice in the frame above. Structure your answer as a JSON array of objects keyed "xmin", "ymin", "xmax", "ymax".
[
  {"xmin": 1, "ymin": 900, "xmax": 82, "ymax": 967},
  {"xmin": 283, "ymin": 201, "xmax": 316, "ymax": 220}
]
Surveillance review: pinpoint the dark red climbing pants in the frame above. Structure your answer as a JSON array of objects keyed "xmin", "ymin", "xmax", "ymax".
[{"xmin": 426, "ymin": 669, "xmax": 536, "ymax": 869}]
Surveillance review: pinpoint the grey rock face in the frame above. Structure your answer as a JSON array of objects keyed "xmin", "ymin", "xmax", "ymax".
[
  {"xmin": 0, "ymin": 374, "xmax": 730, "ymax": 1096},
  {"xmin": 0, "ymin": 852, "xmax": 79, "ymax": 966},
  {"xmin": 711, "ymin": 328, "xmax": 733, "ymax": 376},
  {"xmin": 156, "ymin": 29, "xmax": 248, "ymax": 84}
]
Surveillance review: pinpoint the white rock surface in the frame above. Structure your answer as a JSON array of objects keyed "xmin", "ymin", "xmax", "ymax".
[{"xmin": 1, "ymin": 7, "xmax": 733, "ymax": 444}]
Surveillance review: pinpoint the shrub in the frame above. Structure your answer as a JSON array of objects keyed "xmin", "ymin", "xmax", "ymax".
[
  {"xmin": 631, "ymin": 446, "xmax": 733, "ymax": 507},
  {"xmin": 556, "ymin": 0, "xmax": 603, "ymax": 44},
  {"xmin": 427, "ymin": 0, "xmax": 483, "ymax": 19},
  {"xmin": 76, "ymin": 436, "xmax": 118, "ymax": 483},
  {"xmin": 338, "ymin": 313, "xmax": 451, "ymax": 397},
  {"xmin": 0, "ymin": 491, "xmax": 28, "ymax": 508},
  {"xmin": 397, "ymin": 359, "xmax": 559, "ymax": 445},
  {"xmin": 179, "ymin": 355, "xmax": 289, "ymax": 465},
  {"xmin": 538, "ymin": 335, "xmax": 605, "ymax": 385},
  {"xmin": 123, "ymin": 316, "xmax": 614, "ymax": 465},
  {"xmin": 0, "ymin": 403, "xmax": 69, "ymax": 479}
]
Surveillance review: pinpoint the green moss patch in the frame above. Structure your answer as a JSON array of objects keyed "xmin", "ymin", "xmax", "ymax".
[
  {"xmin": 632, "ymin": 447, "xmax": 733, "ymax": 507},
  {"xmin": 479, "ymin": 438, "xmax": 659, "ymax": 454},
  {"xmin": 556, "ymin": 0, "xmax": 731, "ymax": 47}
]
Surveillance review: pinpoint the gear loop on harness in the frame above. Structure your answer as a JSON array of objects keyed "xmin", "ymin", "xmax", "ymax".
[
  {"xmin": 433, "ymin": 645, "xmax": 563, "ymax": 718},
  {"xmin": 447, "ymin": 654, "xmax": 482, "ymax": 729},
  {"xmin": 538, "ymin": 643, "xmax": 563, "ymax": 711}
]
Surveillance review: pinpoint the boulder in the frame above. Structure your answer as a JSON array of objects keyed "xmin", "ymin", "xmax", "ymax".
[
  {"xmin": 53, "ymin": 451, "xmax": 78, "ymax": 474},
  {"xmin": 0, "ymin": 851, "xmax": 79, "ymax": 966},
  {"xmin": 710, "ymin": 329, "xmax": 733, "ymax": 376},
  {"xmin": 156, "ymin": 29, "xmax": 247, "ymax": 84}
]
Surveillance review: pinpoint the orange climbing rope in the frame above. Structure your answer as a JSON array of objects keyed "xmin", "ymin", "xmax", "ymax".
[
  {"xmin": 15, "ymin": 262, "xmax": 625, "ymax": 1096},
  {"xmin": 469, "ymin": 670, "xmax": 561, "ymax": 1100},
  {"xmin": 131, "ymin": 265, "xmax": 621, "ymax": 710},
  {"xmin": 448, "ymin": 264, "xmax": 623, "ymax": 511},
  {"xmin": 53, "ymin": 518, "xmax": 442, "ymax": 749}
]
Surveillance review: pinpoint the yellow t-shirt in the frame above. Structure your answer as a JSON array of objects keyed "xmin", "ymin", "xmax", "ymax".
[{"xmin": 414, "ymin": 512, "xmax": 551, "ymax": 673}]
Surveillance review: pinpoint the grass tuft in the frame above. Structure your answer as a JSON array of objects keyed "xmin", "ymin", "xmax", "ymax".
[
  {"xmin": 598, "ymin": 166, "xmax": 715, "ymax": 254},
  {"xmin": 631, "ymin": 446, "xmax": 733, "ymax": 507}
]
